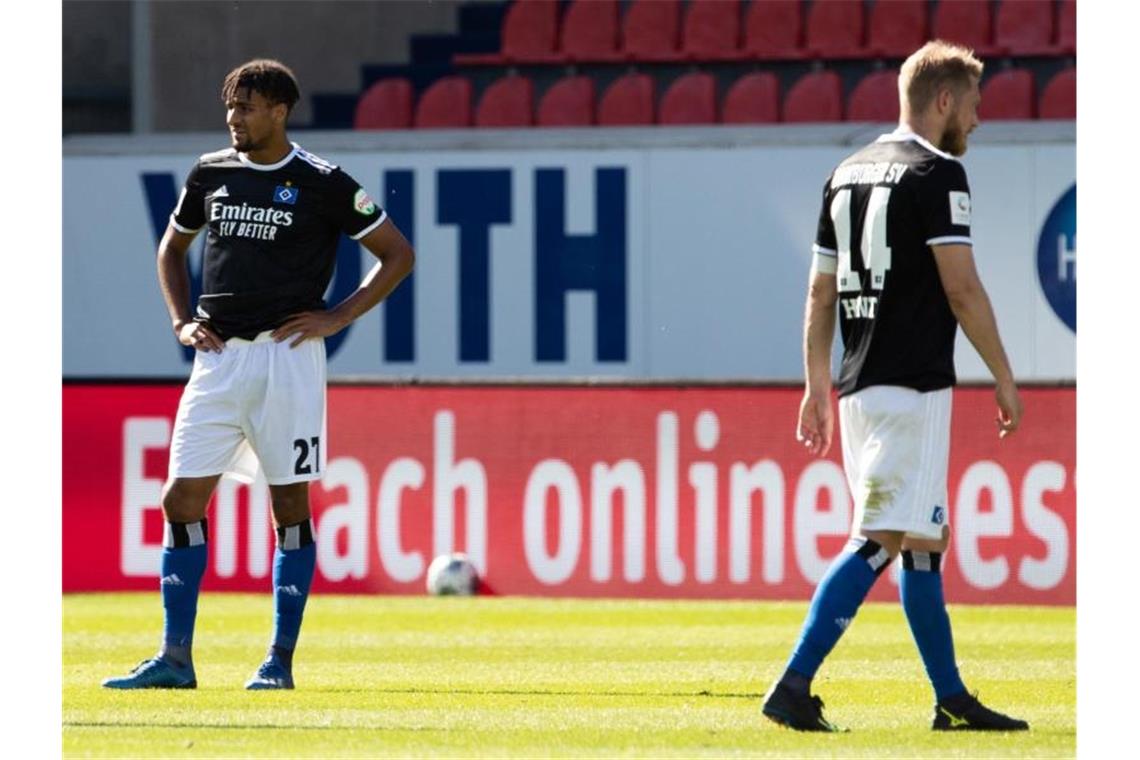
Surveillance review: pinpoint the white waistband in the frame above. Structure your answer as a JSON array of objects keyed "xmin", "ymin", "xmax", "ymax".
[{"xmin": 225, "ymin": 330, "xmax": 276, "ymax": 346}]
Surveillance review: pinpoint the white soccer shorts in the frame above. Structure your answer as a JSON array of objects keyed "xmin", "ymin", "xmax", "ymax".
[
  {"xmin": 838, "ymin": 385, "xmax": 952, "ymax": 541},
  {"xmin": 169, "ymin": 332, "xmax": 327, "ymax": 485}
]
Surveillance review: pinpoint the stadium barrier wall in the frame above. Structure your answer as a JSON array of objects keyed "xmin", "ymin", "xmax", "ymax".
[
  {"xmin": 63, "ymin": 383, "xmax": 1074, "ymax": 605},
  {"xmin": 63, "ymin": 125, "xmax": 1075, "ymax": 382}
]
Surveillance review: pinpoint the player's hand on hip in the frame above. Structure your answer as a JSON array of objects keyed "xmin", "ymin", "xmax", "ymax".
[
  {"xmin": 995, "ymin": 380, "xmax": 1022, "ymax": 439},
  {"xmin": 178, "ymin": 321, "xmax": 224, "ymax": 353},
  {"xmin": 271, "ymin": 311, "xmax": 348, "ymax": 348},
  {"xmin": 797, "ymin": 391, "xmax": 834, "ymax": 457}
]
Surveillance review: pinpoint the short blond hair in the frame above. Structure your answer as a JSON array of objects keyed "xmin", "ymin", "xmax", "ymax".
[{"xmin": 899, "ymin": 40, "xmax": 984, "ymax": 114}]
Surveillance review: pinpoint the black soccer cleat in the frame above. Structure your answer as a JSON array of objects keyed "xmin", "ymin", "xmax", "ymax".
[
  {"xmin": 762, "ymin": 682, "xmax": 846, "ymax": 732},
  {"xmin": 932, "ymin": 692, "xmax": 1029, "ymax": 731}
]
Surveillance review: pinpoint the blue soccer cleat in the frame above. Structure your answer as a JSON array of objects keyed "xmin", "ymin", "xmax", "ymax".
[
  {"xmin": 245, "ymin": 652, "xmax": 295, "ymax": 690},
  {"xmin": 102, "ymin": 656, "xmax": 197, "ymax": 689}
]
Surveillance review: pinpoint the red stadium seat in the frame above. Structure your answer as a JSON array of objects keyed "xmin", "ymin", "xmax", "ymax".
[
  {"xmin": 743, "ymin": 0, "xmax": 803, "ymax": 60},
  {"xmin": 659, "ymin": 72, "xmax": 717, "ymax": 124},
  {"xmin": 537, "ymin": 75, "xmax": 596, "ymax": 127},
  {"xmin": 558, "ymin": 0, "xmax": 621, "ymax": 62},
  {"xmin": 722, "ymin": 71, "xmax": 780, "ymax": 123},
  {"xmin": 1039, "ymin": 67, "xmax": 1075, "ymax": 119},
  {"xmin": 847, "ymin": 69, "xmax": 900, "ymax": 122},
  {"xmin": 783, "ymin": 70, "xmax": 843, "ymax": 122},
  {"xmin": 979, "ymin": 69, "xmax": 1035, "ymax": 120},
  {"xmin": 353, "ymin": 78, "xmax": 413, "ymax": 130},
  {"xmin": 622, "ymin": 0, "xmax": 682, "ymax": 62},
  {"xmin": 994, "ymin": 0, "xmax": 1055, "ymax": 56},
  {"xmin": 475, "ymin": 75, "xmax": 534, "ymax": 127},
  {"xmin": 805, "ymin": 0, "xmax": 865, "ymax": 58},
  {"xmin": 867, "ymin": 0, "xmax": 928, "ymax": 58},
  {"xmin": 932, "ymin": 0, "xmax": 995, "ymax": 56},
  {"xmin": 681, "ymin": 0, "xmax": 741, "ymax": 61},
  {"xmin": 598, "ymin": 72, "xmax": 655, "ymax": 126},
  {"xmin": 1057, "ymin": 0, "xmax": 1075, "ymax": 54},
  {"xmin": 414, "ymin": 76, "xmax": 473, "ymax": 128},
  {"xmin": 455, "ymin": 0, "xmax": 559, "ymax": 65}
]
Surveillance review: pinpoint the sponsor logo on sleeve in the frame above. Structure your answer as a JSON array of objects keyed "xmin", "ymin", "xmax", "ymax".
[
  {"xmin": 949, "ymin": 191, "xmax": 971, "ymax": 226},
  {"xmin": 354, "ymin": 188, "xmax": 376, "ymax": 216}
]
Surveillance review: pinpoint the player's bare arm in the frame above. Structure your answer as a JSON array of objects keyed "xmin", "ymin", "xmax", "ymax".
[
  {"xmin": 798, "ymin": 267, "xmax": 839, "ymax": 456},
  {"xmin": 932, "ymin": 243, "xmax": 1022, "ymax": 437},
  {"xmin": 271, "ymin": 218, "xmax": 415, "ymax": 348},
  {"xmin": 156, "ymin": 223, "xmax": 225, "ymax": 353}
]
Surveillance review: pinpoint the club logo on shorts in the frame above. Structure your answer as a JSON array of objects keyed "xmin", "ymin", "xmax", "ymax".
[
  {"xmin": 354, "ymin": 187, "xmax": 376, "ymax": 216},
  {"xmin": 931, "ymin": 506, "xmax": 946, "ymax": 525},
  {"xmin": 274, "ymin": 185, "xmax": 299, "ymax": 205}
]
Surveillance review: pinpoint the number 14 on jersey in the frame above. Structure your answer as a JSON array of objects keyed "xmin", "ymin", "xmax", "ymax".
[{"xmin": 831, "ymin": 187, "xmax": 893, "ymax": 294}]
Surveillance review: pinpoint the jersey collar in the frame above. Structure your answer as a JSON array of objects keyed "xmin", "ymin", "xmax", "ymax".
[
  {"xmin": 236, "ymin": 142, "xmax": 299, "ymax": 171},
  {"xmin": 875, "ymin": 128, "xmax": 960, "ymax": 162}
]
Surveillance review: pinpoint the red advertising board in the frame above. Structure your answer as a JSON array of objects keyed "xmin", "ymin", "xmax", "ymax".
[{"xmin": 62, "ymin": 384, "xmax": 1075, "ymax": 604}]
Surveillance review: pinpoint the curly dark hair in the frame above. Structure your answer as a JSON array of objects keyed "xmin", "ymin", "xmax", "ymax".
[{"xmin": 221, "ymin": 59, "xmax": 300, "ymax": 113}]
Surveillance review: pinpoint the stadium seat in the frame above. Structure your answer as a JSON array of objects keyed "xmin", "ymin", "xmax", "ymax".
[
  {"xmin": 978, "ymin": 69, "xmax": 1035, "ymax": 120},
  {"xmin": 867, "ymin": 0, "xmax": 928, "ymax": 58},
  {"xmin": 847, "ymin": 69, "xmax": 900, "ymax": 122},
  {"xmin": 557, "ymin": 0, "xmax": 621, "ymax": 63},
  {"xmin": 353, "ymin": 77, "xmax": 413, "ymax": 130},
  {"xmin": 537, "ymin": 75, "xmax": 596, "ymax": 126},
  {"xmin": 931, "ymin": 0, "xmax": 995, "ymax": 56},
  {"xmin": 598, "ymin": 72, "xmax": 656, "ymax": 126},
  {"xmin": 783, "ymin": 70, "xmax": 843, "ymax": 122},
  {"xmin": 621, "ymin": 0, "xmax": 682, "ymax": 62},
  {"xmin": 994, "ymin": 0, "xmax": 1055, "ymax": 56},
  {"xmin": 454, "ymin": 0, "xmax": 560, "ymax": 65},
  {"xmin": 1057, "ymin": 0, "xmax": 1075, "ymax": 54},
  {"xmin": 722, "ymin": 71, "xmax": 780, "ymax": 123},
  {"xmin": 659, "ymin": 72, "xmax": 717, "ymax": 125},
  {"xmin": 1039, "ymin": 67, "xmax": 1075, "ymax": 119},
  {"xmin": 805, "ymin": 0, "xmax": 865, "ymax": 58},
  {"xmin": 680, "ymin": 0, "xmax": 741, "ymax": 61},
  {"xmin": 743, "ymin": 0, "xmax": 803, "ymax": 60},
  {"xmin": 414, "ymin": 76, "xmax": 473, "ymax": 128},
  {"xmin": 475, "ymin": 75, "xmax": 534, "ymax": 128}
]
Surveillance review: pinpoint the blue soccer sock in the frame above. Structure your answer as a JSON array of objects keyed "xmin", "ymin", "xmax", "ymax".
[
  {"xmin": 270, "ymin": 519, "xmax": 316, "ymax": 661},
  {"xmin": 159, "ymin": 519, "xmax": 208, "ymax": 668},
  {"xmin": 782, "ymin": 537, "xmax": 893, "ymax": 691},
  {"xmin": 900, "ymin": 550, "xmax": 967, "ymax": 702}
]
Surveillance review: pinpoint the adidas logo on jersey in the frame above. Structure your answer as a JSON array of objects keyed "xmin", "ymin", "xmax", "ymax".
[
  {"xmin": 276, "ymin": 584, "xmax": 303, "ymax": 597},
  {"xmin": 207, "ymin": 185, "xmax": 229, "ymax": 199},
  {"xmin": 160, "ymin": 573, "xmax": 184, "ymax": 586}
]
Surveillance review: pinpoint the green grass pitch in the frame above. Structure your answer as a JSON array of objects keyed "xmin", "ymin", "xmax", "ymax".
[{"xmin": 63, "ymin": 593, "xmax": 1074, "ymax": 757}]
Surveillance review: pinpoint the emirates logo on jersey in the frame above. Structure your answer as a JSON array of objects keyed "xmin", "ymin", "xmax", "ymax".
[{"xmin": 209, "ymin": 201, "xmax": 295, "ymax": 241}]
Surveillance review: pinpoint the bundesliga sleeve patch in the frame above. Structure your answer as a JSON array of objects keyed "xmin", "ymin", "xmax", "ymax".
[
  {"xmin": 949, "ymin": 191, "xmax": 971, "ymax": 226},
  {"xmin": 354, "ymin": 188, "xmax": 376, "ymax": 216}
]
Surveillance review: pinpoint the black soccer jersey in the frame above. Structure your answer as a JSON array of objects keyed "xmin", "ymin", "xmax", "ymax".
[
  {"xmin": 170, "ymin": 143, "xmax": 387, "ymax": 340},
  {"xmin": 813, "ymin": 129, "xmax": 973, "ymax": 397}
]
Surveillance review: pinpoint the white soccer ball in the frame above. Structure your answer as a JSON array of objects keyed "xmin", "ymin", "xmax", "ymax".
[{"xmin": 425, "ymin": 552, "xmax": 479, "ymax": 596}]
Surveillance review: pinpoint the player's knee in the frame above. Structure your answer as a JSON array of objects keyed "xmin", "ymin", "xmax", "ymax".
[
  {"xmin": 861, "ymin": 530, "xmax": 904, "ymax": 558},
  {"xmin": 902, "ymin": 526, "xmax": 951, "ymax": 554},
  {"xmin": 161, "ymin": 479, "xmax": 211, "ymax": 523},
  {"xmin": 269, "ymin": 483, "xmax": 311, "ymax": 526}
]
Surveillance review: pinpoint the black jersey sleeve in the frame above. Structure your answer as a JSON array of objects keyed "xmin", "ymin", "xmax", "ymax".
[
  {"xmin": 327, "ymin": 168, "xmax": 388, "ymax": 240},
  {"xmin": 812, "ymin": 178, "xmax": 838, "ymax": 257},
  {"xmin": 917, "ymin": 159, "xmax": 973, "ymax": 247},
  {"xmin": 170, "ymin": 161, "xmax": 207, "ymax": 233}
]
